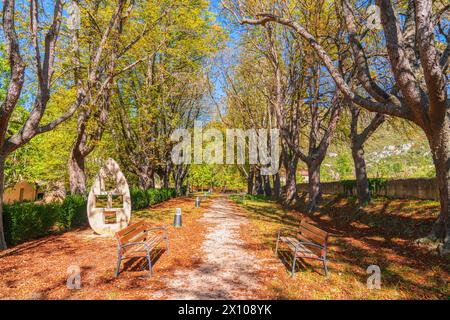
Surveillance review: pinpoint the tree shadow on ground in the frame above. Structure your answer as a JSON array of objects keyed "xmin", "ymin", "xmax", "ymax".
[
  {"xmin": 276, "ymin": 248, "xmax": 327, "ymax": 276},
  {"xmin": 120, "ymin": 248, "xmax": 167, "ymax": 274},
  {"xmin": 237, "ymin": 195, "xmax": 449, "ymax": 298}
]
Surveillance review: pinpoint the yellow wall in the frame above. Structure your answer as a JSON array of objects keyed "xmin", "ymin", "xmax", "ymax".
[{"xmin": 3, "ymin": 181, "xmax": 37, "ymax": 204}]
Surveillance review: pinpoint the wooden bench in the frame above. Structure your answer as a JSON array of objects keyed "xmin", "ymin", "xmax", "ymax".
[
  {"xmin": 275, "ymin": 219, "xmax": 329, "ymax": 276},
  {"xmin": 115, "ymin": 220, "xmax": 169, "ymax": 278}
]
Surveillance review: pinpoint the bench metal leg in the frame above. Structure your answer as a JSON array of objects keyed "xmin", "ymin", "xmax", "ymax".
[
  {"xmin": 115, "ymin": 242, "xmax": 122, "ymax": 278},
  {"xmin": 291, "ymin": 250, "xmax": 297, "ymax": 277},
  {"xmin": 323, "ymin": 259, "xmax": 328, "ymax": 277},
  {"xmin": 115, "ymin": 256, "xmax": 122, "ymax": 277},
  {"xmin": 275, "ymin": 234, "xmax": 280, "ymax": 255},
  {"xmin": 146, "ymin": 250, "xmax": 153, "ymax": 279}
]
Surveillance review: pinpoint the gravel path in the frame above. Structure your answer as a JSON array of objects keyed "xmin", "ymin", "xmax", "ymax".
[{"xmin": 153, "ymin": 197, "xmax": 264, "ymax": 300}]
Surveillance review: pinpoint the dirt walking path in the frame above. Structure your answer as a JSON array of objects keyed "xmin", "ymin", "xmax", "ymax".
[{"xmin": 152, "ymin": 197, "xmax": 264, "ymax": 299}]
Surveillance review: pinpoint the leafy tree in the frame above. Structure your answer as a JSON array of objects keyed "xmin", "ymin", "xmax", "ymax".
[
  {"xmin": 335, "ymin": 153, "xmax": 353, "ymax": 180},
  {"xmin": 109, "ymin": 0, "xmax": 225, "ymax": 193},
  {"xmin": 67, "ymin": 0, "xmax": 152, "ymax": 194},
  {"xmin": 235, "ymin": 0, "xmax": 450, "ymax": 251},
  {"xmin": 0, "ymin": 0, "xmax": 82, "ymax": 249}
]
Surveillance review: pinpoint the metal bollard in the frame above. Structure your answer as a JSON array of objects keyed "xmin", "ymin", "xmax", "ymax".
[
  {"xmin": 173, "ymin": 208, "xmax": 182, "ymax": 227},
  {"xmin": 196, "ymin": 197, "xmax": 201, "ymax": 208}
]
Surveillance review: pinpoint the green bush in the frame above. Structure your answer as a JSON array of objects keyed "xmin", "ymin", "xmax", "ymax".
[
  {"xmin": 146, "ymin": 189, "xmax": 162, "ymax": 205},
  {"xmin": 340, "ymin": 180, "xmax": 356, "ymax": 196},
  {"xmin": 130, "ymin": 188, "xmax": 149, "ymax": 210},
  {"xmin": 131, "ymin": 187, "xmax": 178, "ymax": 210},
  {"xmin": 2, "ymin": 194, "xmax": 87, "ymax": 246},
  {"xmin": 340, "ymin": 178, "xmax": 388, "ymax": 197},
  {"xmin": 229, "ymin": 195, "xmax": 244, "ymax": 204},
  {"xmin": 368, "ymin": 178, "xmax": 388, "ymax": 196},
  {"xmin": 60, "ymin": 195, "xmax": 88, "ymax": 229},
  {"xmin": 230, "ymin": 194, "xmax": 271, "ymax": 204},
  {"xmin": 3, "ymin": 202, "xmax": 58, "ymax": 245},
  {"xmin": 2, "ymin": 187, "xmax": 179, "ymax": 246}
]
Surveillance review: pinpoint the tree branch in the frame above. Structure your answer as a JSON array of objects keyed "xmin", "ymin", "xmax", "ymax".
[
  {"xmin": 341, "ymin": 0, "xmax": 401, "ymax": 106},
  {"xmin": 414, "ymin": 0, "xmax": 447, "ymax": 118},
  {"xmin": 376, "ymin": 0, "xmax": 427, "ymax": 122},
  {"xmin": 0, "ymin": 0, "xmax": 26, "ymax": 146},
  {"xmin": 240, "ymin": 13, "xmax": 410, "ymax": 119}
]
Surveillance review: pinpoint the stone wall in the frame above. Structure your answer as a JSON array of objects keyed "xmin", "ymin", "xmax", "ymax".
[{"xmin": 297, "ymin": 178, "xmax": 439, "ymax": 200}]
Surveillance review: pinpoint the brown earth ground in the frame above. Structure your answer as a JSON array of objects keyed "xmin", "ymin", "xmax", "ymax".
[
  {"xmin": 0, "ymin": 197, "xmax": 211, "ymax": 300},
  {"xmin": 0, "ymin": 194, "xmax": 448, "ymax": 299}
]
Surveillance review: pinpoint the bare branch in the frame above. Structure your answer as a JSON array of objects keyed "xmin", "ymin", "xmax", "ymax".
[
  {"xmin": 240, "ymin": 13, "xmax": 410, "ymax": 119},
  {"xmin": 341, "ymin": 0, "xmax": 401, "ymax": 106},
  {"xmin": 0, "ymin": 0, "xmax": 26, "ymax": 141}
]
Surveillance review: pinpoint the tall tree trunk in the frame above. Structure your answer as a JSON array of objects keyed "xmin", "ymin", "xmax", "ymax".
[
  {"xmin": 273, "ymin": 172, "xmax": 281, "ymax": 200},
  {"xmin": 68, "ymin": 106, "xmax": 95, "ymax": 195},
  {"xmin": 173, "ymin": 165, "xmax": 187, "ymax": 196},
  {"xmin": 163, "ymin": 174, "xmax": 169, "ymax": 188},
  {"xmin": 138, "ymin": 170, "xmax": 152, "ymax": 190},
  {"xmin": 254, "ymin": 168, "xmax": 264, "ymax": 195},
  {"xmin": 280, "ymin": 127, "xmax": 300, "ymax": 206},
  {"xmin": 349, "ymin": 108, "xmax": 384, "ymax": 206},
  {"xmin": 283, "ymin": 153, "xmax": 299, "ymax": 206},
  {"xmin": 306, "ymin": 161, "xmax": 321, "ymax": 213},
  {"xmin": 352, "ymin": 143, "xmax": 371, "ymax": 206},
  {"xmin": 427, "ymin": 122, "xmax": 450, "ymax": 252},
  {"xmin": 162, "ymin": 163, "xmax": 172, "ymax": 188},
  {"xmin": 0, "ymin": 156, "xmax": 7, "ymax": 250},
  {"xmin": 175, "ymin": 177, "xmax": 183, "ymax": 196},
  {"xmin": 263, "ymin": 174, "xmax": 272, "ymax": 197},
  {"xmin": 68, "ymin": 148, "xmax": 87, "ymax": 194},
  {"xmin": 247, "ymin": 167, "xmax": 254, "ymax": 195},
  {"xmin": 185, "ymin": 176, "xmax": 190, "ymax": 195},
  {"xmin": 148, "ymin": 171, "xmax": 155, "ymax": 189}
]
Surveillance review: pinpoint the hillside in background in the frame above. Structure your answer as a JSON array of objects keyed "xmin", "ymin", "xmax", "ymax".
[{"xmin": 317, "ymin": 121, "xmax": 434, "ymax": 182}]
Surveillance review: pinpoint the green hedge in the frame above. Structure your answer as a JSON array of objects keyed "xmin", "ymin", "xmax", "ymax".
[
  {"xmin": 130, "ymin": 187, "xmax": 178, "ymax": 210},
  {"xmin": 2, "ymin": 188, "xmax": 179, "ymax": 246},
  {"xmin": 3, "ymin": 195, "xmax": 87, "ymax": 246},
  {"xmin": 60, "ymin": 194, "xmax": 88, "ymax": 229},
  {"xmin": 130, "ymin": 188, "xmax": 149, "ymax": 210},
  {"xmin": 340, "ymin": 178, "xmax": 388, "ymax": 197},
  {"xmin": 230, "ymin": 194, "xmax": 271, "ymax": 204}
]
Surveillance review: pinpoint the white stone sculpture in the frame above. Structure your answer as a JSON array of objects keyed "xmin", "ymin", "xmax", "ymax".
[{"xmin": 87, "ymin": 158, "xmax": 131, "ymax": 235}]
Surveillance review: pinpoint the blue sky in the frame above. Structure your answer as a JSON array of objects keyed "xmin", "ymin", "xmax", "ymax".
[{"xmin": 206, "ymin": 0, "xmax": 246, "ymax": 119}]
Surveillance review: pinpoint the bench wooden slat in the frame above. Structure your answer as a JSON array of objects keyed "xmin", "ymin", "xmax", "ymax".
[
  {"xmin": 119, "ymin": 223, "xmax": 148, "ymax": 244},
  {"xmin": 300, "ymin": 219, "xmax": 328, "ymax": 238},
  {"xmin": 122, "ymin": 234, "xmax": 163, "ymax": 256},
  {"xmin": 296, "ymin": 234, "xmax": 323, "ymax": 257},
  {"xmin": 116, "ymin": 220, "xmax": 144, "ymax": 236},
  {"xmin": 299, "ymin": 221, "xmax": 328, "ymax": 246},
  {"xmin": 279, "ymin": 237, "xmax": 321, "ymax": 259},
  {"xmin": 299, "ymin": 228, "xmax": 326, "ymax": 247}
]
